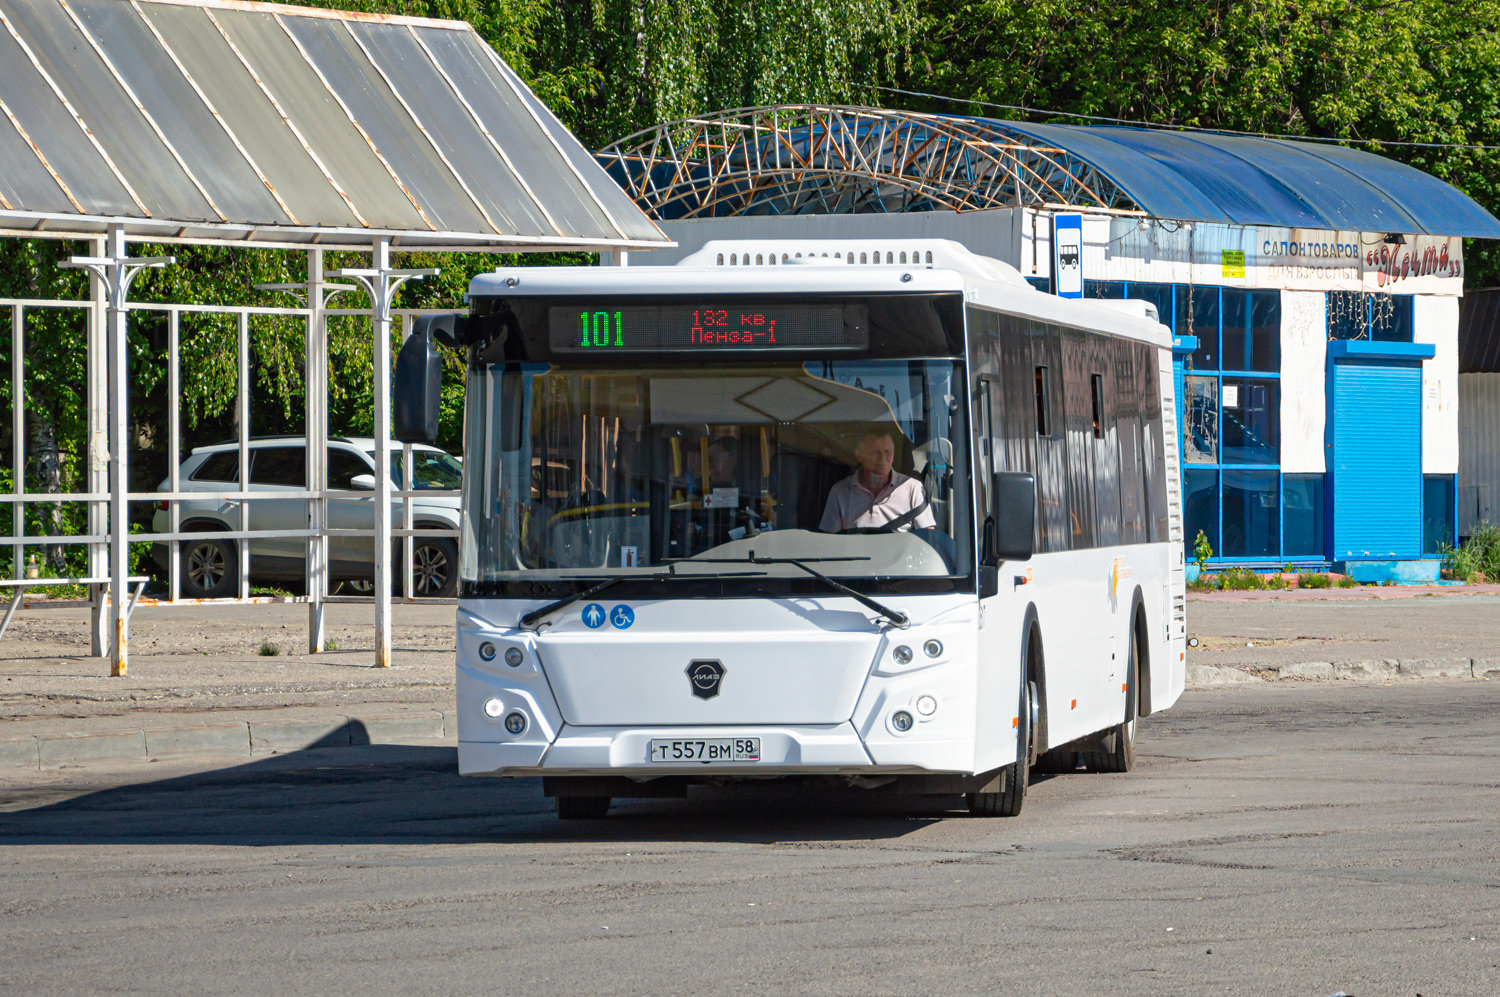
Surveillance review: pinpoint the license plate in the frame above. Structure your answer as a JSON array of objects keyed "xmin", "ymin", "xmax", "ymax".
[{"xmin": 648, "ymin": 738, "xmax": 760, "ymax": 763}]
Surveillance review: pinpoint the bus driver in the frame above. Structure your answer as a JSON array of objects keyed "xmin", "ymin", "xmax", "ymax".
[{"xmin": 819, "ymin": 430, "xmax": 936, "ymax": 533}]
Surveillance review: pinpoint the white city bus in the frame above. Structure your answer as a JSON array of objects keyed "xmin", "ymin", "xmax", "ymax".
[{"xmin": 397, "ymin": 239, "xmax": 1186, "ymax": 819}]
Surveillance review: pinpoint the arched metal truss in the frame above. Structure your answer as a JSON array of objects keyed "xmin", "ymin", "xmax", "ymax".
[{"xmin": 598, "ymin": 105, "xmax": 1143, "ymax": 220}]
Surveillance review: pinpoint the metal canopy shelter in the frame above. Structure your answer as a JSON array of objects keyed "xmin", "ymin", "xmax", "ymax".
[
  {"xmin": 0, "ymin": 0, "xmax": 664, "ymax": 250},
  {"xmin": 0, "ymin": 0, "xmax": 671, "ymax": 676},
  {"xmin": 600, "ymin": 104, "xmax": 1500, "ymax": 238}
]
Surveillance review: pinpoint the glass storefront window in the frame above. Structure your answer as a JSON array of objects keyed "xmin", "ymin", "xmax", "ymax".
[
  {"xmin": 1221, "ymin": 377, "xmax": 1279, "ymax": 464},
  {"xmin": 1423, "ymin": 475, "xmax": 1455, "ymax": 555},
  {"xmin": 1282, "ymin": 474, "xmax": 1324, "ymax": 557},
  {"xmin": 1184, "ymin": 468, "xmax": 1218, "ymax": 557},
  {"xmin": 1327, "ymin": 291, "xmax": 1414, "ymax": 342},
  {"xmin": 1183, "ymin": 376, "xmax": 1219, "ymax": 464},
  {"xmin": 1222, "ymin": 470, "xmax": 1279, "ymax": 558},
  {"xmin": 1371, "ymin": 295, "xmax": 1414, "ymax": 342},
  {"xmin": 1182, "ymin": 287, "xmax": 1219, "ymax": 370}
]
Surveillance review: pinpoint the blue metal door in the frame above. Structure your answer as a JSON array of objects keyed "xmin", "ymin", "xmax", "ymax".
[{"xmin": 1330, "ymin": 360, "xmax": 1422, "ymax": 559}]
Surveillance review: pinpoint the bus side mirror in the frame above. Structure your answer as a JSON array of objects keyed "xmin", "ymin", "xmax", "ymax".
[
  {"xmin": 394, "ymin": 320, "xmax": 447, "ymax": 444},
  {"xmin": 988, "ymin": 471, "xmax": 1035, "ymax": 564}
]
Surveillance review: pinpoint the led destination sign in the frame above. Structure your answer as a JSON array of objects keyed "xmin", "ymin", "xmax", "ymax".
[{"xmin": 548, "ymin": 302, "xmax": 868, "ymax": 353}]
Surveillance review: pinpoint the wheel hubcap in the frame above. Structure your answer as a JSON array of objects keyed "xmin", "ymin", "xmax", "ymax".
[
  {"xmin": 414, "ymin": 545, "xmax": 448, "ymax": 596},
  {"xmin": 187, "ymin": 543, "xmax": 224, "ymax": 589}
]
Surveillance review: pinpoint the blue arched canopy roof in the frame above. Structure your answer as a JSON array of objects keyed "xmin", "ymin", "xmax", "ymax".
[
  {"xmin": 996, "ymin": 120, "xmax": 1500, "ymax": 238},
  {"xmin": 600, "ymin": 106, "xmax": 1500, "ymax": 238}
]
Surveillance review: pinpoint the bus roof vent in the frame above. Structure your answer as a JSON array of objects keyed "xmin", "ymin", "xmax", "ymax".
[{"xmin": 677, "ymin": 239, "xmax": 1030, "ymax": 286}]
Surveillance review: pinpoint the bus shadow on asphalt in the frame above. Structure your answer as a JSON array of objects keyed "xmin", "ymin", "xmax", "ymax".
[{"xmin": 0, "ymin": 723, "xmax": 956, "ymax": 845}]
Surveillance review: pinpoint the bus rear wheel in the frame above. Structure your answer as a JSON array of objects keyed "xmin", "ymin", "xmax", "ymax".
[{"xmin": 556, "ymin": 795, "xmax": 611, "ymax": 820}]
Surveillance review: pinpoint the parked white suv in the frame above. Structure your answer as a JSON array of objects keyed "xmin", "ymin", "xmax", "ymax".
[{"xmin": 151, "ymin": 437, "xmax": 462, "ymax": 598}]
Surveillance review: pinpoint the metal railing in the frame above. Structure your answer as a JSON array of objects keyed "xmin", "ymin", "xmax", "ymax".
[{"xmin": 1, "ymin": 283, "xmax": 461, "ymax": 657}]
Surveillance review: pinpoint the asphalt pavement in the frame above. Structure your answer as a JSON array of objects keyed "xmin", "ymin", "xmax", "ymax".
[{"xmin": 2, "ymin": 681, "xmax": 1497, "ymax": 996}]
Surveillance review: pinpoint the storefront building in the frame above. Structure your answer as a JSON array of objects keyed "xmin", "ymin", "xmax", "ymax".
[{"xmin": 599, "ymin": 107, "xmax": 1500, "ymax": 578}]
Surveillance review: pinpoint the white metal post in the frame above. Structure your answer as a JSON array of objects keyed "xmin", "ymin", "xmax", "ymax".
[
  {"xmin": 63, "ymin": 224, "xmax": 172, "ymax": 676},
  {"xmin": 237, "ymin": 311, "xmax": 250, "ymax": 601},
  {"xmin": 87, "ymin": 236, "xmax": 108, "ymax": 656},
  {"xmin": 167, "ymin": 310, "xmax": 180, "ymax": 602},
  {"xmin": 330, "ymin": 240, "xmax": 435, "ymax": 668},
  {"xmin": 10, "ymin": 306, "xmax": 22, "ymax": 595},
  {"xmin": 306, "ymin": 249, "xmax": 328, "ymax": 653},
  {"xmin": 372, "ymin": 239, "xmax": 392, "ymax": 667},
  {"xmin": 400, "ymin": 314, "xmax": 414, "ymax": 602}
]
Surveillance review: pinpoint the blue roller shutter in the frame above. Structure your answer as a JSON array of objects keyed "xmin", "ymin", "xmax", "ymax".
[{"xmin": 1329, "ymin": 360, "xmax": 1422, "ymax": 559}]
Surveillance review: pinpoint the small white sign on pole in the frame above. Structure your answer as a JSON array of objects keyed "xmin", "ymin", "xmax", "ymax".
[{"xmin": 1053, "ymin": 214, "xmax": 1083, "ymax": 298}]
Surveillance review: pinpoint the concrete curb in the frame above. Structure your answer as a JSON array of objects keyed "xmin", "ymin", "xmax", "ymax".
[
  {"xmin": 1187, "ymin": 657, "xmax": 1497, "ymax": 687},
  {"xmin": 2, "ymin": 711, "xmax": 451, "ymax": 772}
]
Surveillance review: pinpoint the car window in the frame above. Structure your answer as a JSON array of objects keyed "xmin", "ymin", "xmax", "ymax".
[
  {"xmin": 328, "ymin": 448, "xmax": 372, "ymax": 490},
  {"xmin": 384, "ymin": 450, "xmax": 462, "ymax": 489},
  {"xmin": 191, "ymin": 451, "xmax": 239, "ymax": 483},
  {"xmin": 250, "ymin": 447, "xmax": 305, "ymax": 486}
]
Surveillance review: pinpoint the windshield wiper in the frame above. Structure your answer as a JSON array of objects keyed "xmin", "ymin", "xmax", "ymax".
[
  {"xmin": 686, "ymin": 553, "xmax": 909, "ymax": 629},
  {"xmin": 518, "ymin": 566, "xmax": 767, "ymax": 629}
]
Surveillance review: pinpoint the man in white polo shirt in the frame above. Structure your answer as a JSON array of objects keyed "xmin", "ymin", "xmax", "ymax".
[{"xmin": 819, "ymin": 429, "xmax": 935, "ymax": 533}]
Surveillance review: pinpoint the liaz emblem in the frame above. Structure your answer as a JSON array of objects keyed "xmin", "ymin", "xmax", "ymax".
[{"xmin": 687, "ymin": 660, "xmax": 725, "ymax": 700}]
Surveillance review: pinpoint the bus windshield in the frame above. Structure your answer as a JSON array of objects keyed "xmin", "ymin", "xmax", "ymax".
[{"xmin": 460, "ymin": 358, "xmax": 973, "ymax": 596}]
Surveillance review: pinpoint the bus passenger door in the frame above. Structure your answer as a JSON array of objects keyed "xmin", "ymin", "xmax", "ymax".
[{"xmin": 972, "ymin": 372, "xmax": 1016, "ymax": 773}]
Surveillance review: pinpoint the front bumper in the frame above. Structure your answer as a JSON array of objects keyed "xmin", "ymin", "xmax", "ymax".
[{"xmin": 460, "ymin": 722, "xmax": 874, "ymax": 777}]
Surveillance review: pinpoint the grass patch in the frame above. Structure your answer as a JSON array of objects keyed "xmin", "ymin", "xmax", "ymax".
[
  {"xmin": 1336, "ymin": 575, "xmax": 1360, "ymax": 588},
  {"xmin": 1298, "ymin": 572, "xmax": 1332, "ymax": 589},
  {"xmin": 1441, "ymin": 522, "xmax": 1500, "ymax": 584},
  {"xmin": 324, "ymin": 637, "xmax": 339, "ymax": 651},
  {"xmin": 257, "ymin": 641, "xmax": 281, "ymax": 657}
]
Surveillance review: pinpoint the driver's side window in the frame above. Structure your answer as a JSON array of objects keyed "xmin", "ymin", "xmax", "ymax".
[{"xmin": 328, "ymin": 449, "xmax": 372, "ymax": 490}]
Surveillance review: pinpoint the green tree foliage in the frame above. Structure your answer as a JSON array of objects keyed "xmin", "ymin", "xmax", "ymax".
[
  {"xmin": 904, "ymin": 0, "xmax": 1500, "ymax": 285},
  {"xmin": 5, "ymin": 0, "xmax": 1500, "ymax": 562}
]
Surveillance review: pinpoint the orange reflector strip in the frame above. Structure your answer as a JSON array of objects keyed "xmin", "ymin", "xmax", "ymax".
[
  {"xmin": 1070, "ymin": 699, "xmax": 1077, "ymax": 709},
  {"xmin": 1180, "ymin": 652, "xmax": 1185, "ymax": 660},
  {"xmin": 1122, "ymin": 683, "xmax": 1128, "ymax": 692},
  {"xmin": 1012, "ymin": 716, "xmax": 1019, "ymax": 728}
]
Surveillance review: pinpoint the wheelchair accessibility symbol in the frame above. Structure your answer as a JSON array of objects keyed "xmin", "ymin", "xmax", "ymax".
[
  {"xmin": 581, "ymin": 603, "xmax": 606, "ymax": 629},
  {"xmin": 610, "ymin": 605, "xmax": 635, "ymax": 629}
]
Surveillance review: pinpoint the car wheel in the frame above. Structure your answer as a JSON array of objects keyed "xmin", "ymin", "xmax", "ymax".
[
  {"xmin": 411, "ymin": 537, "xmax": 459, "ymax": 598},
  {"xmin": 181, "ymin": 537, "xmax": 236, "ymax": 598}
]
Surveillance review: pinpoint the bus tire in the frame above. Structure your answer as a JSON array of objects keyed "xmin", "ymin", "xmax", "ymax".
[
  {"xmin": 967, "ymin": 635, "xmax": 1039, "ymax": 818},
  {"xmin": 1083, "ymin": 624, "xmax": 1139, "ymax": 774},
  {"xmin": 556, "ymin": 795, "xmax": 611, "ymax": 820}
]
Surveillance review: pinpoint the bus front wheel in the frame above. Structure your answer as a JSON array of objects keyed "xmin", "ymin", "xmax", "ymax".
[
  {"xmin": 967, "ymin": 633, "xmax": 1041, "ymax": 818},
  {"xmin": 1083, "ymin": 625, "xmax": 1139, "ymax": 774}
]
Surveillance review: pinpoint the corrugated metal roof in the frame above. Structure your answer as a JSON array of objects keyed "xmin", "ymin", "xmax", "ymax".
[
  {"xmin": 996, "ymin": 121, "xmax": 1500, "ymax": 238},
  {"xmin": 0, "ymin": 0, "xmax": 668, "ymax": 251},
  {"xmin": 1459, "ymin": 288, "xmax": 1500, "ymax": 373}
]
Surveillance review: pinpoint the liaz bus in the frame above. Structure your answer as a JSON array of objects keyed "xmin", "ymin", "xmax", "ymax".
[{"xmin": 395, "ymin": 239, "xmax": 1186, "ymax": 819}]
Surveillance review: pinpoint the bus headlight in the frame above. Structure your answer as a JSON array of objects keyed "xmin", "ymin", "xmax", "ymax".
[
  {"xmin": 503, "ymin": 646, "xmax": 525, "ymax": 667},
  {"xmin": 923, "ymin": 639, "xmax": 943, "ymax": 658},
  {"xmin": 483, "ymin": 697, "xmax": 505, "ymax": 718},
  {"xmin": 478, "ymin": 642, "xmax": 497, "ymax": 662},
  {"xmin": 891, "ymin": 710, "xmax": 914, "ymax": 732},
  {"xmin": 915, "ymin": 695, "xmax": 938, "ymax": 716},
  {"xmin": 504, "ymin": 711, "xmax": 528, "ymax": 735},
  {"xmin": 892, "ymin": 645, "xmax": 913, "ymax": 664}
]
